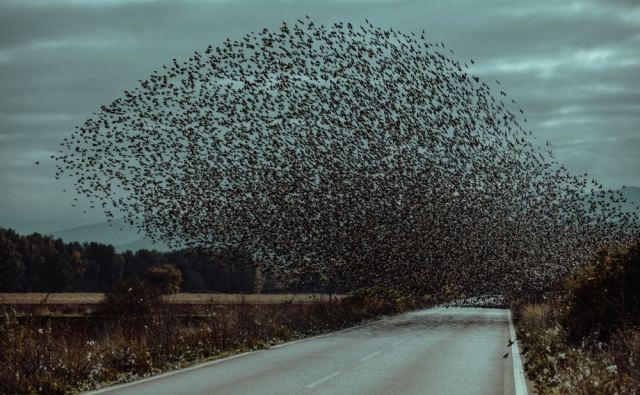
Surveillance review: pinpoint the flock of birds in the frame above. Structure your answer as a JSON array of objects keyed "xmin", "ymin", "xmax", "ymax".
[{"xmin": 55, "ymin": 18, "xmax": 640, "ymax": 298}]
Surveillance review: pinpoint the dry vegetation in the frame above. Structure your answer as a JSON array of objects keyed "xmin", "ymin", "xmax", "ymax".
[
  {"xmin": 513, "ymin": 240, "xmax": 640, "ymax": 394},
  {"xmin": 0, "ymin": 293, "xmax": 105, "ymax": 305},
  {"xmin": 163, "ymin": 293, "xmax": 344, "ymax": 304},
  {"xmin": 0, "ymin": 293, "xmax": 344, "ymax": 306},
  {"xmin": 0, "ymin": 289, "xmax": 424, "ymax": 394},
  {"xmin": 515, "ymin": 302, "xmax": 640, "ymax": 394}
]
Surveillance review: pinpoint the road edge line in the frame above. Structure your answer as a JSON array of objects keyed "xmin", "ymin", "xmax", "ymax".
[
  {"xmin": 508, "ymin": 310, "xmax": 529, "ymax": 395},
  {"xmin": 83, "ymin": 312, "xmax": 402, "ymax": 394},
  {"xmin": 83, "ymin": 350, "xmax": 255, "ymax": 395}
]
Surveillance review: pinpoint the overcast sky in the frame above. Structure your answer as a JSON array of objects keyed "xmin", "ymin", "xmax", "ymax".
[{"xmin": 1, "ymin": 0, "xmax": 639, "ymax": 233}]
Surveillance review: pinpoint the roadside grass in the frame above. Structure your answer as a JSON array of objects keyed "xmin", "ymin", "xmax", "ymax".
[
  {"xmin": 0, "ymin": 293, "xmax": 425, "ymax": 394},
  {"xmin": 513, "ymin": 238, "xmax": 640, "ymax": 394},
  {"xmin": 514, "ymin": 299, "xmax": 640, "ymax": 394}
]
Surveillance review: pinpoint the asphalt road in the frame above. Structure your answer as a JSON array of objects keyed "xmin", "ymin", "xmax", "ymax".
[{"xmin": 90, "ymin": 307, "xmax": 524, "ymax": 395}]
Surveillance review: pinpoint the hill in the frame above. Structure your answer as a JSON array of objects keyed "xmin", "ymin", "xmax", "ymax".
[
  {"xmin": 48, "ymin": 218, "xmax": 170, "ymax": 252},
  {"xmin": 45, "ymin": 186, "xmax": 640, "ymax": 252},
  {"xmin": 114, "ymin": 237, "xmax": 171, "ymax": 252}
]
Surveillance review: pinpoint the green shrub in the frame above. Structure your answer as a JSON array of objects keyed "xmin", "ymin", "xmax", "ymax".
[{"xmin": 562, "ymin": 238, "xmax": 640, "ymax": 343}]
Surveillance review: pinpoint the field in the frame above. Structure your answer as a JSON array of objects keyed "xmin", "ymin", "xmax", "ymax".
[
  {"xmin": 1, "ymin": 291, "xmax": 419, "ymax": 394},
  {"xmin": 0, "ymin": 292, "xmax": 345, "ymax": 306}
]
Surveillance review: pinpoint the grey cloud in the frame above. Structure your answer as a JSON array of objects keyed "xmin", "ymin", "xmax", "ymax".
[{"xmin": 0, "ymin": 0, "xmax": 638, "ymax": 231}]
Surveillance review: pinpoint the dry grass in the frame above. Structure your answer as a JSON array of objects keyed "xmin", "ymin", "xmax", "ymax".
[
  {"xmin": 0, "ymin": 293, "xmax": 346, "ymax": 306},
  {"xmin": 1, "ymin": 294, "xmax": 419, "ymax": 394},
  {"xmin": 164, "ymin": 293, "xmax": 345, "ymax": 304},
  {"xmin": 0, "ymin": 293, "xmax": 105, "ymax": 305},
  {"xmin": 519, "ymin": 303, "xmax": 552, "ymax": 327},
  {"xmin": 515, "ymin": 301, "xmax": 640, "ymax": 394}
]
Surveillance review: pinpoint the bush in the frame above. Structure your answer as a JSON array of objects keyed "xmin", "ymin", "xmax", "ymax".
[
  {"xmin": 562, "ymin": 238, "xmax": 640, "ymax": 343},
  {"xmin": 516, "ymin": 301, "xmax": 640, "ymax": 394},
  {"xmin": 0, "ymin": 309, "xmax": 72, "ymax": 394},
  {"xmin": 145, "ymin": 264, "xmax": 182, "ymax": 294},
  {"xmin": 1, "ymin": 293, "xmax": 426, "ymax": 394},
  {"xmin": 100, "ymin": 278, "xmax": 162, "ymax": 317}
]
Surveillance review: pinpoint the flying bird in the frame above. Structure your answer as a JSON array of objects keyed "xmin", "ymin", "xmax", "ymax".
[{"xmin": 53, "ymin": 19, "xmax": 640, "ymax": 298}]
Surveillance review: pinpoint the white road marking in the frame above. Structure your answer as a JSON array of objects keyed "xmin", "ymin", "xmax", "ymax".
[
  {"xmin": 86, "ymin": 312, "xmax": 403, "ymax": 394},
  {"xmin": 391, "ymin": 339, "xmax": 407, "ymax": 346},
  {"xmin": 360, "ymin": 351, "xmax": 381, "ymax": 362},
  {"xmin": 305, "ymin": 371, "xmax": 341, "ymax": 388},
  {"xmin": 508, "ymin": 310, "xmax": 529, "ymax": 395}
]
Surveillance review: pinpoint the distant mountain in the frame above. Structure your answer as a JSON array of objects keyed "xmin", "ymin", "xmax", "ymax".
[
  {"xmin": 43, "ymin": 186, "xmax": 640, "ymax": 252},
  {"xmin": 114, "ymin": 237, "xmax": 171, "ymax": 253},
  {"xmin": 48, "ymin": 218, "xmax": 170, "ymax": 252},
  {"xmin": 50, "ymin": 218, "xmax": 136, "ymax": 245}
]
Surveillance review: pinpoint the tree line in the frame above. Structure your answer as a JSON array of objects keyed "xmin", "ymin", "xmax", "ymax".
[{"xmin": 0, "ymin": 227, "xmax": 295, "ymax": 293}]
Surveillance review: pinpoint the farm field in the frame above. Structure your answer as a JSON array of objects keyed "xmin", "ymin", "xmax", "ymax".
[
  {"xmin": 0, "ymin": 292, "xmax": 345, "ymax": 305},
  {"xmin": 0, "ymin": 290, "xmax": 414, "ymax": 393}
]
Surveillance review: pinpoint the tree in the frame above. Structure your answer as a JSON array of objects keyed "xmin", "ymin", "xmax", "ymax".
[
  {"xmin": 145, "ymin": 264, "xmax": 182, "ymax": 294},
  {"xmin": 563, "ymin": 238, "xmax": 640, "ymax": 343},
  {"xmin": 0, "ymin": 230, "xmax": 25, "ymax": 291}
]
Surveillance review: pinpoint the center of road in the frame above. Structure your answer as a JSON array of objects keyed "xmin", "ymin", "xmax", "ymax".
[
  {"xmin": 305, "ymin": 371, "xmax": 342, "ymax": 389},
  {"xmin": 85, "ymin": 307, "xmax": 528, "ymax": 395},
  {"xmin": 360, "ymin": 350, "xmax": 382, "ymax": 362}
]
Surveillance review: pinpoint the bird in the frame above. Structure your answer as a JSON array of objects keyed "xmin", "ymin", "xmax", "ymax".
[
  {"xmin": 34, "ymin": 161, "xmax": 40, "ymax": 165},
  {"xmin": 51, "ymin": 18, "xmax": 640, "ymax": 299},
  {"xmin": 507, "ymin": 339, "xmax": 514, "ymax": 347},
  {"xmin": 503, "ymin": 353, "xmax": 509, "ymax": 359}
]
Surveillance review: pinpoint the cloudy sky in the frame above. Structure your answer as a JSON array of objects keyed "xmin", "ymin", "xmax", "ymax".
[{"xmin": 1, "ymin": 0, "xmax": 639, "ymax": 234}]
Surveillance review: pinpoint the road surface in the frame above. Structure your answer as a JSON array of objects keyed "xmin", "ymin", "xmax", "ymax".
[{"xmin": 90, "ymin": 307, "xmax": 525, "ymax": 395}]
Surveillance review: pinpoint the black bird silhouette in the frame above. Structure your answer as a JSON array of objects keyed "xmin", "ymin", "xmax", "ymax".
[
  {"xmin": 503, "ymin": 353, "xmax": 509, "ymax": 359},
  {"xmin": 53, "ymin": 19, "xmax": 640, "ymax": 298}
]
